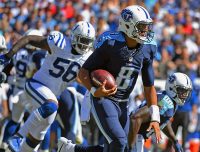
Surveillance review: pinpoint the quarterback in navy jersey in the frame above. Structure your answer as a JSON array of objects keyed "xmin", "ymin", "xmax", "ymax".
[{"xmin": 78, "ymin": 5, "xmax": 161, "ymax": 152}]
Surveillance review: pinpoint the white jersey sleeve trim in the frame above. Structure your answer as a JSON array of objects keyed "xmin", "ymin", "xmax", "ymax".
[{"xmin": 47, "ymin": 31, "xmax": 67, "ymax": 54}]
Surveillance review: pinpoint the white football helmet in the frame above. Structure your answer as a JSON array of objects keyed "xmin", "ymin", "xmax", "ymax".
[
  {"xmin": 165, "ymin": 72, "xmax": 192, "ymax": 105},
  {"xmin": 118, "ymin": 5, "xmax": 154, "ymax": 43},
  {"xmin": 71, "ymin": 21, "xmax": 95, "ymax": 54},
  {"xmin": 24, "ymin": 29, "xmax": 43, "ymax": 36},
  {"xmin": 0, "ymin": 35, "xmax": 7, "ymax": 50}
]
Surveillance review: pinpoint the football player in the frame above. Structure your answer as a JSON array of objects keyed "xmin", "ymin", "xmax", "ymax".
[
  {"xmin": 0, "ymin": 35, "xmax": 8, "ymax": 84},
  {"xmin": 1, "ymin": 29, "xmax": 43, "ymax": 146},
  {"xmin": 57, "ymin": 72, "xmax": 191, "ymax": 152},
  {"xmin": 128, "ymin": 72, "xmax": 192, "ymax": 152},
  {"xmin": 0, "ymin": 21, "xmax": 96, "ymax": 152},
  {"xmin": 78, "ymin": 5, "xmax": 160, "ymax": 152},
  {"xmin": 0, "ymin": 30, "xmax": 50, "ymax": 152}
]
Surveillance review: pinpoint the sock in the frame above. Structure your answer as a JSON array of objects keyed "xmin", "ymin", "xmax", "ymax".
[
  {"xmin": 2, "ymin": 120, "xmax": 20, "ymax": 142},
  {"xmin": 75, "ymin": 145, "xmax": 104, "ymax": 152},
  {"xmin": 20, "ymin": 139, "xmax": 35, "ymax": 152}
]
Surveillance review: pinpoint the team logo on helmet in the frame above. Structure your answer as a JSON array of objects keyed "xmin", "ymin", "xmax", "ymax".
[
  {"xmin": 168, "ymin": 75, "xmax": 176, "ymax": 83},
  {"xmin": 121, "ymin": 9, "xmax": 133, "ymax": 22}
]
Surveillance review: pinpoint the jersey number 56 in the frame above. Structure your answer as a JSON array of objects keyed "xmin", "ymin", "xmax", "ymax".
[{"xmin": 49, "ymin": 57, "xmax": 81, "ymax": 82}]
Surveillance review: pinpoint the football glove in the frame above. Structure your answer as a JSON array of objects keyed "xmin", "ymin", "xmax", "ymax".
[{"xmin": 0, "ymin": 54, "xmax": 10, "ymax": 66}]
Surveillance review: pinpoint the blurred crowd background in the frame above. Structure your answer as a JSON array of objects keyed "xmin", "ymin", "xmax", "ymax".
[{"xmin": 0, "ymin": 0, "xmax": 200, "ymax": 152}]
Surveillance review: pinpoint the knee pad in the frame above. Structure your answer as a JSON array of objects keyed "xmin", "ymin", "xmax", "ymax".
[
  {"xmin": 38, "ymin": 102, "xmax": 58, "ymax": 118},
  {"xmin": 27, "ymin": 102, "xmax": 58, "ymax": 140}
]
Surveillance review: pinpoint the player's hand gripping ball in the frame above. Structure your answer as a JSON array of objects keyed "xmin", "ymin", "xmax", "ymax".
[{"xmin": 91, "ymin": 69, "xmax": 116, "ymax": 90}]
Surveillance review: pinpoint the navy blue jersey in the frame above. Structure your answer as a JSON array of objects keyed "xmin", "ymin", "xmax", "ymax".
[
  {"xmin": 138, "ymin": 91, "xmax": 178, "ymax": 138},
  {"xmin": 83, "ymin": 31, "xmax": 157, "ymax": 100}
]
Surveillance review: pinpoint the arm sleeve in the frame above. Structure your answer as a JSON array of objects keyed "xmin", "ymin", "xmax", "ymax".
[
  {"xmin": 141, "ymin": 59, "xmax": 155, "ymax": 86},
  {"xmin": 82, "ymin": 41, "xmax": 109, "ymax": 72},
  {"xmin": 141, "ymin": 44, "xmax": 157, "ymax": 86}
]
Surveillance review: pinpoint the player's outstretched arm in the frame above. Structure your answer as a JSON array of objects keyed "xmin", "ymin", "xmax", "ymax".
[
  {"xmin": 144, "ymin": 86, "xmax": 161, "ymax": 143},
  {"xmin": 162, "ymin": 122, "xmax": 177, "ymax": 143},
  {"xmin": 163, "ymin": 122, "xmax": 183, "ymax": 152},
  {"xmin": 6, "ymin": 35, "xmax": 50, "ymax": 59},
  {"xmin": 128, "ymin": 106, "xmax": 150, "ymax": 149}
]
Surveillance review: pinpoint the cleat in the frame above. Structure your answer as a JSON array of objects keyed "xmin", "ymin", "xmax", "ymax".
[
  {"xmin": 7, "ymin": 136, "xmax": 22, "ymax": 152},
  {"xmin": 57, "ymin": 137, "xmax": 75, "ymax": 152}
]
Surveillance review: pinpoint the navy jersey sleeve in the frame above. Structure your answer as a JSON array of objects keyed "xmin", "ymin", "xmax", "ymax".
[
  {"xmin": 82, "ymin": 41, "xmax": 110, "ymax": 72},
  {"xmin": 141, "ymin": 58, "xmax": 154, "ymax": 86},
  {"xmin": 141, "ymin": 43, "xmax": 157, "ymax": 86}
]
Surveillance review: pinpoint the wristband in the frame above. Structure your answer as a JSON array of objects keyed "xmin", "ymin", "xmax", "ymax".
[
  {"xmin": 149, "ymin": 105, "xmax": 160, "ymax": 123},
  {"xmin": 90, "ymin": 87, "xmax": 97, "ymax": 96}
]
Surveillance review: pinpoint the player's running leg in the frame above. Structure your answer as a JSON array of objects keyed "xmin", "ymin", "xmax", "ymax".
[
  {"xmin": 91, "ymin": 98, "xmax": 129, "ymax": 152},
  {"xmin": 3, "ymin": 90, "xmax": 27, "ymax": 144},
  {"xmin": 58, "ymin": 88, "xmax": 81, "ymax": 143},
  {"xmin": 8, "ymin": 79, "xmax": 58, "ymax": 152}
]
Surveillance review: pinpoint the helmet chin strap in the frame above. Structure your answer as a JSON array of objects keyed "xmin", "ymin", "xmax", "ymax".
[{"xmin": 71, "ymin": 46, "xmax": 80, "ymax": 55}]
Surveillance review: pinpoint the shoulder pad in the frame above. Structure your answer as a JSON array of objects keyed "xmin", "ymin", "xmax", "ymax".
[
  {"xmin": 142, "ymin": 38, "xmax": 157, "ymax": 59},
  {"xmin": 47, "ymin": 31, "xmax": 67, "ymax": 51},
  {"xmin": 95, "ymin": 31, "xmax": 125, "ymax": 49},
  {"xmin": 158, "ymin": 93, "xmax": 174, "ymax": 110},
  {"xmin": 144, "ymin": 38, "xmax": 157, "ymax": 46}
]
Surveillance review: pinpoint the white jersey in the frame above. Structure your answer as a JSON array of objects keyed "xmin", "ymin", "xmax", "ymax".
[
  {"xmin": 33, "ymin": 31, "xmax": 92, "ymax": 96},
  {"xmin": 13, "ymin": 49, "xmax": 30, "ymax": 89}
]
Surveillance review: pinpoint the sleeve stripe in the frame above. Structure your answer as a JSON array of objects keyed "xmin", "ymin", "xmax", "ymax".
[
  {"xmin": 59, "ymin": 36, "xmax": 65, "ymax": 49},
  {"xmin": 73, "ymin": 25, "xmax": 79, "ymax": 31},
  {"xmin": 55, "ymin": 33, "xmax": 62, "ymax": 47}
]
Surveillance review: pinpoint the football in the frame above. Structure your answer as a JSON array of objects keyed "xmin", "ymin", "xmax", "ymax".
[{"xmin": 90, "ymin": 69, "xmax": 116, "ymax": 90}]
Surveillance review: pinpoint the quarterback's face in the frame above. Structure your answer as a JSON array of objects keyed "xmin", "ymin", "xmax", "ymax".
[{"xmin": 136, "ymin": 22, "xmax": 153, "ymax": 37}]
